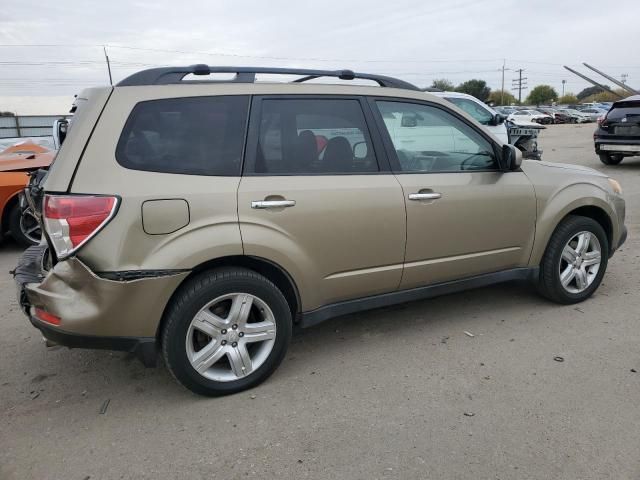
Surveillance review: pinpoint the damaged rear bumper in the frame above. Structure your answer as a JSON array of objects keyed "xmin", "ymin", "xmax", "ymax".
[{"xmin": 14, "ymin": 245, "xmax": 189, "ymax": 366}]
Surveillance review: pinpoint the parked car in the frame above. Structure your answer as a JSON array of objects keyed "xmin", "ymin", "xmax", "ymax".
[
  {"xmin": 580, "ymin": 108, "xmax": 609, "ymax": 122},
  {"xmin": 430, "ymin": 91, "xmax": 509, "ymax": 144},
  {"xmin": 536, "ymin": 107, "xmax": 572, "ymax": 124},
  {"xmin": 508, "ymin": 109, "xmax": 553, "ymax": 125},
  {"xmin": 15, "ymin": 66, "xmax": 626, "ymax": 396},
  {"xmin": 557, "ymin": 108, "xmax": 592, "ymax": 123},
  {"xmin": 594, "ymin": 94, "xmax": 640, "ymax": 165},
  {"xmin": 0, "ymin": 141, "xmax": 54, "ymax": 246}
]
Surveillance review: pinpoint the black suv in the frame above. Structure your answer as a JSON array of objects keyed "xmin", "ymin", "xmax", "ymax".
[{"xmin": 594, "ymin": 95, "xmax": 640, "ymax": 165}]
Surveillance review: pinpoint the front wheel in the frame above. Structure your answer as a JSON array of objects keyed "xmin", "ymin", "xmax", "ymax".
[
  {"xmin": 162, "ymin": 268, "xmax": 292, "ymax": 396},
  {"xmin": 598, "ymin": 153, "xmax": 623, "ymax": 165},
  {"xmin": 537, "ymin": 216, "xmax": 608, "ymax": 304},
  {"xmin": 8, "ymin": 203, "xmax": 41, "ymax": 247}
]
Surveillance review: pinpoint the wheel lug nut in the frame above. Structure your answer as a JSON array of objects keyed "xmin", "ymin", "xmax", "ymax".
[
  {"xmin": 221, "ymin": 329, "xmax": 227, "ymax": 334},
  {"xmin": 221, "ymin": 340, "xmax": 227, "ymax": 345},
  {"xmin": 239, "ymin": 332, "xmax": 244, "ymax": 338},
  {"xmin": 232, "ymin": 342, "xmax": 238, "ymax": 347},
  {"xmin": 232, "ymin": 324, "xmax": 238, "ymax": 330}
]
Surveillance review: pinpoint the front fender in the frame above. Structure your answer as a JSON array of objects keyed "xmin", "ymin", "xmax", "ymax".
[{"xmin": 529, "ymin": 181, "xmax": 617, "ymax": 266}]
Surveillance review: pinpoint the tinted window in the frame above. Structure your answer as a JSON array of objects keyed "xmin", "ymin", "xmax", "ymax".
[
  {"xmin": 607, "ymin": 104, "xmax": 640, "ymax": 121},
  {"xmin": 445, "ymin": 97, "xmax": 493, "ymax": 125},
  {"xmin": 254, "ymin": 99, "xmax": 377, "ymax": 174},
  {"xmin": 116, "ymin": 96, "xmax": 249, "ymax": 176},
  {"xmin": 376, "ymin": 101, "xmax": 498, "ymax": 173}
]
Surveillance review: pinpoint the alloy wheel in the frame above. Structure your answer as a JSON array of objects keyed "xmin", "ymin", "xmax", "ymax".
[
  {"xmin": 558, "ymin": 231, "xmax": 602, "ymax": 294},
  {"xmin": 185, "ymin": 293, "xmax": 277, "ymax": 382},
  {"xmin": 19, "ymin": 207, "xmax": 42, "ymax": 245}
]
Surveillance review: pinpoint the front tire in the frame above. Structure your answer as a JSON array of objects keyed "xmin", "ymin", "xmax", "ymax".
[
  {"xmin": 8, "ymin": 203, "xmax": 41, "ymax": 247},
  {"xmin": 537, "ymin": 215, "xmax": 608, "ymax": 304},
  {"xmin": 162, "ymin": 268, "xmax": 292, "ymax": 396},
  {"xmin": 598, "ymin": 153, "xmax": 623, "ymax": 165}
]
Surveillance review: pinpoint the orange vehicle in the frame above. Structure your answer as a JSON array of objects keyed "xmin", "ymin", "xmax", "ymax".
[{"xmin": 0, "ymin": 141, "xmax": 54, "ymax": 246}]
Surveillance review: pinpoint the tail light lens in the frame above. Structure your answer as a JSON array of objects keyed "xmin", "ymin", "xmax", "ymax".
[{"xmin": 44, "ymin": 194, "xmax": 118, "ymax": 258}]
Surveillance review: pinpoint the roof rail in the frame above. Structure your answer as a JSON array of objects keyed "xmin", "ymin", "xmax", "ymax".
[{"xmin": 116, "ymin": 65, "xmax": 420, "ymax": 91}]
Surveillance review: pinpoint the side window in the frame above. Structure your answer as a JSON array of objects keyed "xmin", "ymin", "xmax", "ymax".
[
  {"xmin": 116, "ymin": 95, "xmax": 249, "ymax": 176},
  {"xmin": 375, "ymin": 101, "xmax": 498, "ymax": 173},
  {"xmin": 254, "ymin": 98, "xmax": 378, "ymax": 174},
  {"xmin": 446, "ymin": 97, "xmax": 493, "ymax": 125}
]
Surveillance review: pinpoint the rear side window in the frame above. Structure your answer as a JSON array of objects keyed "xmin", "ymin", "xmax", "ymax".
[
  {"xmin": 253, "ymin": 98, "xmax": 378, "ymax": 174},
  {"xmin": 116, "ymin": 95, "xmax": 249, "ymax": 176}
]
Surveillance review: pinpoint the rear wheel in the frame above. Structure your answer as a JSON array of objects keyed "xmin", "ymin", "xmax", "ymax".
[
  {"xmin": 8, "ymin": 203, "xmax": 41, "ymax": 247},
  {"xmin": 598, "ymin": 153, "xmax": 623, "ymax": 165},
  {"xmin": 162, "ymin": 268, "xmax": 292, "ymax": 396},
  {"xmin": 537, "ymin": 216, "xmax": 608, "ymax": 304}
]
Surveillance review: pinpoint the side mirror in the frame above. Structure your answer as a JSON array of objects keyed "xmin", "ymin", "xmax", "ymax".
[
  {"xmin": 52, "ymin": 119, "xmax": 69, "ymax": 149},
  {"xmin": 502, "ymin": 144, "xmax": 523, "ymax": 171},
  {"xmin": 489, "ymin": 113, "xmax": 505, "ymax": 126}
]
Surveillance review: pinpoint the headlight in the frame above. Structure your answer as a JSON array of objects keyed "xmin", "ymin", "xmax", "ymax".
[{"xmin": 608, "ymin": 178, "xmax": 623, "ymax": 195}]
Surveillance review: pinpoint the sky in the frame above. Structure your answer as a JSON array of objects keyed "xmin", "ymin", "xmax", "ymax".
[{"xmin": 1, "ymin": 0, "xmax": 639, "ymax": 114}]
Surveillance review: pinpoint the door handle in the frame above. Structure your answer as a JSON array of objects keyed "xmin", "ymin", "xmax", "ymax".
[
  {"xmin": 251, "ymin": 200, "xmax": 296, "ymax": 209},
  {"xmin": 408, "ymin": 192, "xmax": 442, "ymax": 201}
]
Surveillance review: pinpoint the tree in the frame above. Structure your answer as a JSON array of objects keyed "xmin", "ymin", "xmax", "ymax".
[
  {"xmin": 430, "ymin": 78, "xmax": 455, "ymax": 91},
  {"xmin": 526, "ymin": 85, "xmax": 558, "ymax": 105},
  {"xmin": 557, "ymin": 94, "xmax": 579, "ymax": 105},
  {"xmin": 577, "ymin": 85, "xmax": 608, "ymax": 100},
  {"xmin": 455, "ymin": 79, "xmax": 491, "ymax": 101},
  {"xmin": 487, "ymin": 90, "xmax": 518, "ymax": 106},
  {"xmin": 583, "ymin": 89, "xmax": 628, "ymax": 103},
  {"xmin": 0, "ymin": 111, "xmax": 15, "ymax": 116}
]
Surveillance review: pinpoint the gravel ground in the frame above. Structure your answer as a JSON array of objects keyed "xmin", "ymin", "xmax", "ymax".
[{"xmin": 1, "ymin": 123, "xmax": 639, "ymax": 479}]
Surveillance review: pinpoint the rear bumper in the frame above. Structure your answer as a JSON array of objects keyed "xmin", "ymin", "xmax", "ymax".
[
  {"xmin": 14, "ymin": 245, "xmax": 189, "ymax": 363},
  {"xmin": 595, "ymin": 138, "xmax": 640, "ymax": 155},
  {"xmin": 28, "ymin": 314, "xmax": 157, "ymax": 366}
]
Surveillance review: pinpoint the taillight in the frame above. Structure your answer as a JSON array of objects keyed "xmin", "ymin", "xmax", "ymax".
[
  {"xmin": 44, "ymin": 194, "xmax": 118, "ymax": 258},
  {"xmin": 34, "ymin": 307, "xmax": 61, "ymax": 325}
]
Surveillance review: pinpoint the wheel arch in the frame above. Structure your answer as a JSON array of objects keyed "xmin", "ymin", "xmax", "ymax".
[
  {"xmin": 531, "ymin": 200, "xmax": 615, "ymax": 266},
  {"xmin": 155, "ymin": 255, "xmax": 302, "ymax": 340}
]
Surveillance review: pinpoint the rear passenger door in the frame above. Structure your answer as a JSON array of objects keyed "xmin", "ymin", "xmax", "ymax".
[{"xmin": 237, "ymin": 96, "xmax": 406, "ymax": 312}]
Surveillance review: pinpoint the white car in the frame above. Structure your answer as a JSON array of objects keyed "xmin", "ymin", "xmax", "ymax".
[
  {"xmin": 580, "ymin": 108, "xmax": 609, "ymax": 121},
  {"xmin": 430, "ymin": 91, "xmax": 509, "ymax": 144},
  {"xmin": 508, "ymin": 109, "xmax": 553, "ymax": 125}
]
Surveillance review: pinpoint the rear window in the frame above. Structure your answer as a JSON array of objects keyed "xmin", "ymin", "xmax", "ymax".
[
  {"xmin": 116, "ymin": 95, "xmax": 249, "ymax": 176},
  {"xmin": 607, "ymin": 103, "xmax": 640, "ymax": 121}
]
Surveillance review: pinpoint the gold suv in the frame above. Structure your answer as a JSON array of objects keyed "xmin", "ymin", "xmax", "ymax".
[{"xmin": 15, "ymin": 66, "xmax": 627, "ymax": 396}]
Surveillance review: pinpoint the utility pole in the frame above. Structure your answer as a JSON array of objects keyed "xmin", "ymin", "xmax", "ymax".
[
  {"xmin": 621, "ymin": 73, "xmax": 628, "ymax": 85},
  {"xmin": 511, "ymin": 69, "xmax": 527, "ymax": 104},
  {"xmin": 103, "ymin": 46, "xmax": 113, "ymax": 85},
  {"xmin": 562, "ymin": 79, "xmax": 566, "ymax": 96},
  {"xmin": 500, "ymin": 59, "xmax": 506, "ymax": 105}
]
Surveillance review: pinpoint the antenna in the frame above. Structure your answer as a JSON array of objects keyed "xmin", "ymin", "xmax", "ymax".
[{"xmin": 103, "ymin": 46, "xmax": 113, "ymax": 86}]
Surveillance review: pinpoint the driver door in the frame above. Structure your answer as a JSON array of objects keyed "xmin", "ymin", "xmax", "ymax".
[{"xmin": 371, "ymin": 99, "xmax": 537, "ymax": 290}]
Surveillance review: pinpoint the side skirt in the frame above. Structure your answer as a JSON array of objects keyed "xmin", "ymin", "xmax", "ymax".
[{"xmin": 299, "ymin": 267, "xmax": 539, "ymax": 328}]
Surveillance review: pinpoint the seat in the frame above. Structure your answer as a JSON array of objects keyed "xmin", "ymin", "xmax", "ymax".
[
  {"xmin": 291, "ymin": 130, "xmax": 319, "ymax": 173},
  {"xmin": 322, "ymin": 136, "xmax": 352, "ymax": 173}
]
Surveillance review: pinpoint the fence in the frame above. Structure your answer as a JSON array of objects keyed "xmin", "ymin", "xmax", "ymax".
[{"xmin": 0, "ymin": 115, "xmax": 71, "ymax": 139}]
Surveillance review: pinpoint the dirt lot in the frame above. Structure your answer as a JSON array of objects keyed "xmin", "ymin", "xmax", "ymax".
[{"xmin": 1, "ymin": 123, "xmax": 639, "ymax": 480}]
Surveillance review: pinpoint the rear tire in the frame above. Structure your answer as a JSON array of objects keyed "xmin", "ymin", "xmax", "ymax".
[
  {"xmin": 598, "ymin": 153, "xmax": 623, "ymax": 165},
  {"xmin": 537, "ymin": 215, "xmax": 608, "ymax": 304},
  {"xmin": 162, "ymin": 267, "xmax": 292, "ymax": 396}
]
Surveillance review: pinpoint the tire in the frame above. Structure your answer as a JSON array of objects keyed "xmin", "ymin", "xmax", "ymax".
[
  {"xmin": 8, "ymin": 203, "xmax": 40, "ymax": 247},
  {"xmin": 598, "ymin": 153, "xmax": 623, "ymax": 165},
  {"xmin": 162, "ymin": 267, "xmax": 292, "ymax": 396},
  {"xmin": 537, "ymin": 215, "xmax": 608, "ymax": 304}
]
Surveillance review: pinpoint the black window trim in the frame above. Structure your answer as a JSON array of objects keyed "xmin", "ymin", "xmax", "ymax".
[
  {"xmin": 366, "ymin": 96, "xmax": 507, "ymax": 174},
  {"xmin": 115, "ymin": 94, "xmax": 252, "ymax": 177},
  {"xmin": 242, "ymin": 94, "xmax": 392, "ymax": 176}
]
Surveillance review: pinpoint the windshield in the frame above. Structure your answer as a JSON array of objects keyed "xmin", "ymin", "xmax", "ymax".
[
  {"xmin": 445, "ymin": 97, "xmax": 493, "ymax": 125},
  {"xmin": 607, "ymin": 104, "xmax": 640, "ymax": 121}
]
